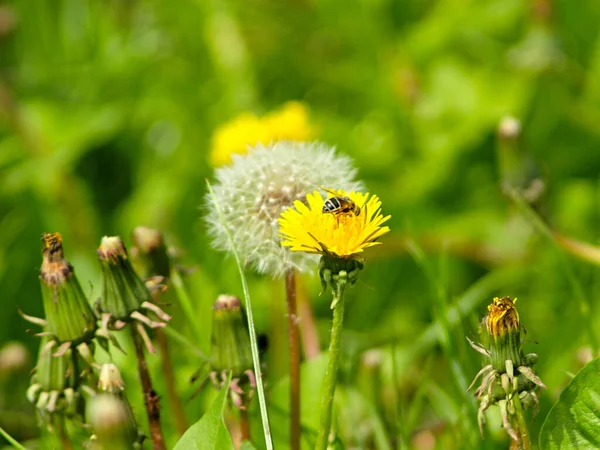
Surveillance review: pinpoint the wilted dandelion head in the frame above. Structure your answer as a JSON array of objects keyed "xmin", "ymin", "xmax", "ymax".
[{"xmin": 205, "ymin": 141, "xmax": 364, "ymax": 278}]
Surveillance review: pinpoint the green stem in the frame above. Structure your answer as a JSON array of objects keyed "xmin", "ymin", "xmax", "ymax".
[
  {"xmin": 512, "ymin": 389, "xmax": 531, "ymax": 450},
  {"xmin": 315, "ymin": 283, "xmax": 346, "ymax": 450},
  {"xmin": 206, "ymin": 180, "xmax": 273, "ymax": 450},
  {"xmin": 0, "ymin": 425, "xmax": 28, "ymax": 450}
]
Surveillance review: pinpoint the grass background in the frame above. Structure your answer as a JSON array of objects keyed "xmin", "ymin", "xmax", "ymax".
[{"xmin": 1, "ymin": 0, "xmax": 600, "ymax": 448}]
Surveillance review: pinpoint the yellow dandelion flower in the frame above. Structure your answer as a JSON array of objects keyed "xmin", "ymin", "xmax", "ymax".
[
  {"xmin": 264, "ymin": 101, "xmax": 314, "ymax": 142},
  {"xmin": 486, "ymin": 296, "xmax": 520, "ymax": 338},
  {"xmin": 278, "ymin": 190, "xmax": 390, "ymax": 259},
  {"xmin": 210, "ymin": 102, "xmax": 314, "ymax": 166}
]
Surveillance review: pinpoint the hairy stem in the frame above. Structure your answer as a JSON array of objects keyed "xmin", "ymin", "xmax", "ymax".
[
  {"xmin": 156, "ymin": 328, "xmax": 187, "ymax": 436},
  {"xmin": 131, "ymin": 326, "xmax": 166, "ymax": 450},
  {"xmin": 315, "ymin": 283, "xmax": 346, "ymax": 450},
  {"xmin": 285, "ymin": 269, "xmax": 301, "ymax": 450}
]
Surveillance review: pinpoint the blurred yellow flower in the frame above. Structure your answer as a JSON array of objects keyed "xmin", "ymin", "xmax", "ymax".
[
  {"xmin": 278, "ymin": 190, "xmax": 390, "ymax": 259},
  {"xmin": 210, "ymin": 101, "xmax": 314, "ymax": 166}
]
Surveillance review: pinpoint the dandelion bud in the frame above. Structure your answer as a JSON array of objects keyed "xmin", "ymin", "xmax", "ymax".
[
  {"xmin": 27, "ymin": 335, "xmax": 88, "ymax": 422},
  {"xmin": 98, "ymin": 363, "xmax": 126, "ymax": 394},
  {"xmin": 97, "ymin": 236, "xmax": 151, "ymax": 320},
  {"xmin": 87, "ymin": 394, "xmax": 139, "ymax": 450},
  {"xmin": 211, "ymin": 295, "xmax": 253, "ymax": 377},
  {"xmin": 497, "ymin": 116, "xmax": 521, "ymax": 141},
  {"xmin": 131, "ymin": 226, "xmax": 171, "ymax": 278},
  {"xmin": 468, "ymin": 296, "xmax": 545, "ymax": 440},
  {"xmin": 485, "ymin": 296, "xmax": 523, "ymax": 371},
  {"xmin": 0, "ymin": 342, "xmax": 30, "ymax": 375},
  {"xmin": 38, "ymin": 232, "xmax": 97, "ymax": 345}
]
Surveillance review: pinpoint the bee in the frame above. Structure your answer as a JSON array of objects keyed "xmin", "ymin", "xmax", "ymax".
[{"xmin": 321, "ymin": 188, "xmax": 361, "ymax": 216}]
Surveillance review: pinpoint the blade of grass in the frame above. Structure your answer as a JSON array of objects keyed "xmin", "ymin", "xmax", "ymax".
[
  {"xmin": 170, "ymin": 268, "xmax": 204, "ymax": 344},
  {"xmin": 0, "ymin": 426, "xmax": 28, "ymax": 450},
  {"xmin": 506, "ymin": 187, "xmax": 598, "ymax": 350},
  {"xmin": 162, "ymin": 325, "xmax": 208, "ymax": 360},
  {"xmin": 405, "ymin": 239, "xmax": 478, "ymax": 445},
  {"xmin": 206, "ymin": 180, "xmax": 273, "ymax": 450}
]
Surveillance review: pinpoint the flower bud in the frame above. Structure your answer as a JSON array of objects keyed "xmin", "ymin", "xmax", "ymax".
[
  {"xmin": 39, "ymin": 232, "xmax": 97, "ymax": 344},
  {"xmin": 468, "ymin": 296, "xmax": 546, "ymax": 440},
  {"xmin": 0, "ymin": 342, "xmax": 30, "ymax": 375},
  {"xmin": 90, "ymin": 364, "xmax": 141, "ymax": 448},
  {"xmin": 97, "ymin": 236, "xmax": 151, "ymax": 320},
  {"xmin": 485, "ymin": 296, "xmax": 523, "ymax": 371},
  {"xmin": 87, "ymin": 394, "xmax": 139, "ymax": 450},
  {"xmin": 98, "ymin": 363, "xmax": 126, "ymax": 394},
  {"xmin": 131, "ymin": 226, "xmax": 171, "ymax": 278},
  {"xmin": 210, "ymin": 295, "xmax": 253, "ymax": 377}
]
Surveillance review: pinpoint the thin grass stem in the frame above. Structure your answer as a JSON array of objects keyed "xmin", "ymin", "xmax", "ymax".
[
  {"xmin": 0, "ymin": 425, "xmax": 28, "ymax": 450},
  {"xmin": 170, "ymin": 268, "xmax": 203, "ymax": 343},
  {"xmin": 507, "ymin": 188, "xmax": 598, "ymax": 350},
  {"xmin": 206, "ymin": 180, "xmax": 273, "ymax": 450}
]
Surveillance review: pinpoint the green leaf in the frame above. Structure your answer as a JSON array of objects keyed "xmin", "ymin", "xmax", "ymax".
[
  {"xmin": 540, "ymin": 357, "xmax": 600, "ymax": 449},
  {"xmin": 173, "ymin": 373, "xmax": 234, "ymax": 450},
  {"xmin": 240, "ymin": 441, "xmax": 258, "ymax": 450}
]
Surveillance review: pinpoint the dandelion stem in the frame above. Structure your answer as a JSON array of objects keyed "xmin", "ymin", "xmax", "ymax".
[
  {"xmin": 285, "ymin": 269, "xmax": 301, "ymax": 450},
  {"xmin": 206, "ymin": 180, "xmax": 273, "ymax": 450},
  {"xmin": 316, "ymin": 281, "xmax": 347, "ymax": 450},
  {"xmin": 298, "ymin": 277, "xmax": 320, "ymax": 359},
  {"xmin": 240, "ymin": 408, "xmax": 251, "ymax": 442},
  {"xmin": 130, "ymin": 326, "xmax": 166, "ymax": 450},
  {"xmin": 156, "ymin": 329, "xmax": 188, "ymax": 436},
  {"xmin": 512, "ymin": 391, "xmax": 531, "ymax": 450},
  {"xmin": 56, "ymin": 418, "xmax": 72, "ymax": 450}
]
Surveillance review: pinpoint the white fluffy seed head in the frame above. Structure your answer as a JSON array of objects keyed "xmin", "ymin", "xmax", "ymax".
[{"xmin": 205, "ymin": 141, "xmax": 364, "ymax": 278}]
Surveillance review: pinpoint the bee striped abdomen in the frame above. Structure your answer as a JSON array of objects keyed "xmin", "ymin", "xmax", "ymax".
[
  {"xmin": 322, "ymin": 195, "xmax": 360, "ymax": 216},
  {"xmin": 323, "ymin": 197, "xmax": 342, "ymax": 213}
]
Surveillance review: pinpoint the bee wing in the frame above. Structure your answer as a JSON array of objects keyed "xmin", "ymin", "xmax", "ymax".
[{"xmin": 318, "ymin": 186, "xmax": 340, "ymax": 197}]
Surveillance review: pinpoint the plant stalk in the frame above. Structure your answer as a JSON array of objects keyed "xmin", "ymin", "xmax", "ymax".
[
  {"xmin": 156, "ymin": 328, "xmax": 187, "ymax": 436},
  {"xmin": 285, "ymin": 269, "xmax": 301, "ymax": 450},
  {"xmin": 240, "ymin": 408, "xmax": 251, "ymax": 442},
  {"xmin": 315, "ymin": 283, "xmax": 346, "ymax": 450},
  {"xmin": 56, "ymin": 418, "xmax": 72, "ymax": 450},
  {"xmin": 297, "ymin": 276, "xmax": 320, "ymax": 359},
  {"xmin": 131, "ymin": 326, "xmax": 166, "ymax": 450},
  {"xmin": 512, "ymin": 388, "xmax": 531, "ymax": 450}
]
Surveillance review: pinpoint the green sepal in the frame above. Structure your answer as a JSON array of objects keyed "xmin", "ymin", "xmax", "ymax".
[
  {"xmin": 97, "ymin": 254, "xmax": 151, "ymax": 321},
  {"xmin": 40, "ymin": 266, "xmax": 97, "ymax": 345}
]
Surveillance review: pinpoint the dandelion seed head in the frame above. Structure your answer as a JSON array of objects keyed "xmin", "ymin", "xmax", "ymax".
[{"xmin": 205, "ymin": 141, "xmax": 364, "ymax": 278}]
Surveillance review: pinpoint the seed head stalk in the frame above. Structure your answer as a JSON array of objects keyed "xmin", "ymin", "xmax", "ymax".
[
  {"xmin": 131, "ymin": 326, "xmax": 166, "ymax": 450},
  {"xmin": 315, "ymin": 279, "xmax": 347, "ymax": 450},
  {"xmin": 131, "ymin": 227, "xmax": 188, "ymax": 436},
  {"xmin": 285, "ymin": 269, "xmax": 301, "ymax": 450}
]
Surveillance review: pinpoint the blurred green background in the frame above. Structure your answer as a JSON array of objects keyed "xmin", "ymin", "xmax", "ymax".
[{"xmin": 2, "ymin": 0, "xmax": 600, "ymax": 448}]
